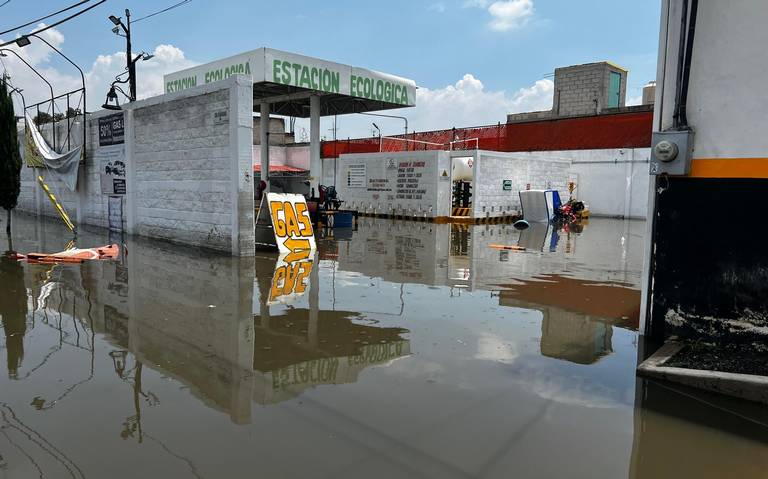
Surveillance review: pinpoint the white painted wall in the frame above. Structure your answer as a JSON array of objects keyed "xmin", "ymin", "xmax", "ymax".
[
  {"xmin": 518, "ymin": 148, "xmax": 651, "ymax": 219},
  {"xmin": 655, "ymin": 0, "xmax": 768, "ymax": 160},
  {"xmin": 471, "ymin": 151, "xmax": 570, "ymax": 219},
  {"xmin": 17, "ymin": 75, "xmax": 255, "ymax": 255},
  {"xmin": 335, "ymin": 150, "xmax": 451, "ymax": 218}
]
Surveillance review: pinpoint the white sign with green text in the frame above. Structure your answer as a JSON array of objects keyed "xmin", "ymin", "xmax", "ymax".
[{"xmin": 164, "ymin": 48, "xmax": 416, "ymax": 107}]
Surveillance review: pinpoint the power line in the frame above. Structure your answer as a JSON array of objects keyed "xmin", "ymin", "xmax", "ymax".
[
  {"xmin": 0, "ymin": 0, "xmax": 91, "ymax": 36},
  {"xmin": 0, "ymin": 0, "xmax": 12, "ymax": 9},
  {"xmin": 0, "ymin": 0, "xmax": 106, "ymax": 48},
  {"xmin": 133, "ymin": 0, "xmax": 192, "ymax": 23}
]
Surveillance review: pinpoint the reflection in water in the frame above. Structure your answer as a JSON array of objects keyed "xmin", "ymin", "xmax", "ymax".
[
  {"xmin": 498, "ymin": 274, "xmax": 640, "ymax": 364},
  {"xmin": 254, "ymin": 254, "xmax": 410, "ymax": 404},
  {"xmin": 0, "ymin": 214, "xmax": 765, "ymax": 478},
  {"xmin": 1, "ymin": 254, "xmax": 27, "ymax": 378},
  {"xmin": 630, "ymin": 378, "xmax": 768, "ymax": 478}
]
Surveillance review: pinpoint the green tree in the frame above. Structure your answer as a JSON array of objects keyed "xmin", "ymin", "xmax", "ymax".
[{"xmin": 0, "ymin": 76, "xmax": 22, "ymax": 236}]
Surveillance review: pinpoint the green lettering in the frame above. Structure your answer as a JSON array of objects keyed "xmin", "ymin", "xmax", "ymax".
[
  {"xmin": 384, "ymin": 82, "xmax": 392, "ymax": 102},
  {"xmin": 272, "ymin": 59, "xmax": 281, "ymax": 82},
  {"xmin": 245, "ymin": 62, "xmax": 251, "ymax": 75},
  {"xmin": 292, "ymin": 63, "xmax": 302, "ymax": 86},
  {"xmin": 300, "ymin": 65, "xmax": 311, "ymax": 88},
  {"xmin": 282, "ymin": 61, "xmax": 291, "ymax": 84},
  {"xmin": 376, "ymin": 80, "xmax": 384, "ymax": 100},
  {"xmin": 310, "ymin": 67, "xmax": 319, "ymax": 90},
  {"xmin": 330, "ymin": 71, "xmax": 340, "ymax": 93}
]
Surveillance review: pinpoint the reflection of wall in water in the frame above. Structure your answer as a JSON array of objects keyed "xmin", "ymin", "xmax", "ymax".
[
  {"xmin": 251, "ymin": 307, "xmax": 410, "ymax": 405},
  {"xmin": 540, "ymin": 306, "xmax": 613, "ymax": 365},
  {"xmin": 501, "ymin": 296, "xmax": 613, "ymax": 365},
  {"xmin": 337, "ymin": 218, "xmax": 450, "ymax": 285},
  {"xmin": 337, "ymin": 217, "xmax": 643, "ymax": 292},
  {"xmin": 126, "ymin": 241, "xmax": 255, "ymax": 424},
  {"xmin": 630, "ymin": 379, "xmax": 768, "ymax": 478}
]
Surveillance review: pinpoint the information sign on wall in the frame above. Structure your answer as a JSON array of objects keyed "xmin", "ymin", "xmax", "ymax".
[{"xmin": 97, "ymin": 113, "xmax": 127, "ymax": 195}]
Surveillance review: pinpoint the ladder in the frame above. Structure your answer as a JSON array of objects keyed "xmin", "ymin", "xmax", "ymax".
[{"xmin": 37, "ymin": 175, "xmax": 76, "ymax": 234}]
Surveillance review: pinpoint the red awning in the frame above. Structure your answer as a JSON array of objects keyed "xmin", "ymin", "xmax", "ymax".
[{"xmin": 253, "ymin": 164, "xmax": 307, "ymax": 173}]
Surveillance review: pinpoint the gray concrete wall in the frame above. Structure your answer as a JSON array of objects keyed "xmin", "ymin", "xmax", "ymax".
[
  {"xmin": 553, "ymin": 62, "xmax": 627, "ymax": 116},
  {"xmin": 16, "ymin": 75, "xmax": 255, "ymax": 256},
  {"xmin": 472, "ymin": 151, "xmax": 570, "ymax": 219},
  {"xmin": 517, "ymin": 148, "xmax": 651, "ymax": 219},
  {"xmin": 336, "ymin": 150, "xmax": 452, "ymax": 218}
]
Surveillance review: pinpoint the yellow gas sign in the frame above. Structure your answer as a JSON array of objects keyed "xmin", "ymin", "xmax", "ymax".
[{"xmin": 265, "ymin": 193, "xmax": 317, "ymax": 254}]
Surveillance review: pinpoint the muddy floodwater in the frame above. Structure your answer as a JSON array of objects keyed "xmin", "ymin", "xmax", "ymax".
[{"xmin": 0, "ymin": 213, "xmax": 766, "ymax": 478}]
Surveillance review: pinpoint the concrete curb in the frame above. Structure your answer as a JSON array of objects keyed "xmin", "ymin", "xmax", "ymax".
[{"xmin": 637, "ymin": 340, "xmax": 768, "ymax": 405}]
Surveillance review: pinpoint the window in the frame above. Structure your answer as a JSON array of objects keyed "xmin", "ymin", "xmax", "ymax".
[
  {"xmin": 347, "ymin": 165, "xmax": 366, "ymax": 187},
  {"xmin": 608, "ymin": 71, "xmax": 621, "ymax": 108}
]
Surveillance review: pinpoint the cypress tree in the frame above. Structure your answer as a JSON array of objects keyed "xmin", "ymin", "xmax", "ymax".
[{"xmin": 0, "ymin": 75, "xmax": 22, "ymax": 236}]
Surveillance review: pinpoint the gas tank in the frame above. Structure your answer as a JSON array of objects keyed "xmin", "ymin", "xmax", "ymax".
[{"xmin": 452, "ymin": 156, "xmax": 474, "ymax": 181}]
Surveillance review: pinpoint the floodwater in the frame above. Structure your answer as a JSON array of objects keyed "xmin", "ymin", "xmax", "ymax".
[{"xmin": 0, "ymin": 213, "xmax": 766, "ymax": 478}]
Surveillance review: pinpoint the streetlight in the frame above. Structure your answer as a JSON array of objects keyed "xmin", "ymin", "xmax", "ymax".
[
  {"xmin": 107, "ymin": 9, "xmax": 152, "ymax": 102},
  {"xmin": 372, "ymin": 122, "xmax": 382, "ymax": 152},
  {"xmin": 360, "ymin": 111, "xmax": 408, "ymax": 136}
]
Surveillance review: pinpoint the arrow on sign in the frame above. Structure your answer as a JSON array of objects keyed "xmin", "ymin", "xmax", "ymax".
[
  {"xmin": 283, "ymin": 248, "xmax": 311, "ymax": 263},
  {"xmin": 283, "ymin": 237, "xmax": 312, "ymax": 252}
]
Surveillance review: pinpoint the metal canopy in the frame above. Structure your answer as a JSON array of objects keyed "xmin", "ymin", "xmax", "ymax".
[{"xmin": 164, "ymin": 47, "xmax": 417, "ymax": 117}]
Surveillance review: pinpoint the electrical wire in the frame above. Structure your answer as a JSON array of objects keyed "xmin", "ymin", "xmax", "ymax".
[
  {"xmin": 133, "ymin": 0, "xmax": 192, "ymax": 23},
  {"xmin": 0, "ymin": 0, "xmax": 90, "ymax": 36},
  {"xmin": 0, "ymin": 0, "xmax": 106, "ymax": 48},
  {"xmin": 0, "ymin": 0, "xmax": 12, "ymax": 9}
]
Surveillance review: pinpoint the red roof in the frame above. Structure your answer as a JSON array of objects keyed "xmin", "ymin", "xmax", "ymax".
[
  {"xmin": 253, "ymin": 164, "xmax": 307, "ymax": 173},
  {"xmin": 320, "ymin": 110, "xmax": 653, "ymax": 158},
  {"xmin": 504, "ymin": 111, "xmax": 653, "ymax": 151}
]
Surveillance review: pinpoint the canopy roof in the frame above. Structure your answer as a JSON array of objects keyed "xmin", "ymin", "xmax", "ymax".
[{"xmin": 164, "ymin": 48, "xmax": 416, "ymax": 117}]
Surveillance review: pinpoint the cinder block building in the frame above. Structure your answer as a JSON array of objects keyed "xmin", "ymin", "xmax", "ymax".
[{"xmin": 508, "ymin": 61, "xmax": 629, "ymax": 122}]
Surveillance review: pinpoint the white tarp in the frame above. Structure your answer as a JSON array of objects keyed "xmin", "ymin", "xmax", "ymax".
[{"xmin": 25, "ymin": 112, "xmax": 82, "ymax": 192}]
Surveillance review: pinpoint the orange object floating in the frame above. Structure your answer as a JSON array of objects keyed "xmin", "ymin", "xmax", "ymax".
[
  {"xmin": 24, "ymin": 244, "xmax": 120, "ymax": 264},
  {"xmin": 488, "ymin": 244, "xmax": 526, "ymax": 251}
]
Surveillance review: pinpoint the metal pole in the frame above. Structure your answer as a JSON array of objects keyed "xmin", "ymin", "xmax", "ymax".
[
  {"xmin": 126, "ymin": 9, "xmax": 136, "ymax": 101},
  {"xmin": 29, "ymin": 33, "xmax": 87, "ymax": 155},
  {"xmin": 0, "ymin": 48, "xmax": 56, "ymax": 149},
  {"xmin": 260, "ymin": 101, "xmax": 270, "ymax": 191},
  {"xmin": 309, "ymin": 94, "xmax": 321, "ymax": 197}
]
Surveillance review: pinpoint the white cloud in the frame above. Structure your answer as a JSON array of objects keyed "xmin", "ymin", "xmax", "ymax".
[
  {"xmin": 487, "ymin": 0, "xmax": 535, "ymax": 31},
  {"xmin": 625, "ymin": 94, "xmax": 643, "ymax": 106},
  {"xmin": 310, "ymin": 73, "xmax": 553, "ymax": 139},
  {"xmin": 466, "ymin": 0, "xmax": 535, "ymax": 32},
  {"xmin": 0, "ymin": 24, "xmax": 195, "ymax": 114},
  {"xmin": 410, "ymin": 74, "xmax": 553, "ymax": 130}
]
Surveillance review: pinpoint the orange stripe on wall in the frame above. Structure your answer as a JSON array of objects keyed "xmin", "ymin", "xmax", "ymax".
[{"xmin": 690, "ymin": 158, "xmax": 768, "ymax": 179}]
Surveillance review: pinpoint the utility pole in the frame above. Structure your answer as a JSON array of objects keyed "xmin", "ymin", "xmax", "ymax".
[
  {"xmin": 109, "ymin": 9, "xmax": 149, "ymax": 103},
  {"xmin": 125, "ymin": 9, "xmax": 135, "ymax": 101}
]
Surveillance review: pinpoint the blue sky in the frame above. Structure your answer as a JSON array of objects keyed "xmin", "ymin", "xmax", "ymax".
[{"xmin": 1, "ymin": 0, "xmax": 661, "ymax": 137}]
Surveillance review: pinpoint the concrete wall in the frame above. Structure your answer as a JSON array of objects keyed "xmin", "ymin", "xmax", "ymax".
[
  {"xmin": 16, "ymin": 75, "xmax": 255, "ymax": 256},
  {"xmin": 336, "ymin": 150, "xmax": 452, "ymax": 218},
  {"xmin": 553, "ymin": 62, "xmax": 627, "ymax": 116},
  {"xmin": 472, "ymin": 151, "xmax": 570, "ymax": 219},
  {"xmin": 642, "ymin": 0, "xmax": 768, "ymax": 339},
  {"xmin": 519, "ymin": 148, "xmax": 651, "ymax": 219}
]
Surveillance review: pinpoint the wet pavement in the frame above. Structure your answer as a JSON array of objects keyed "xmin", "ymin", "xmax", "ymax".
[{"xmin": 0, "ymin": 213, "xmax": 766, "ymax": 478}]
